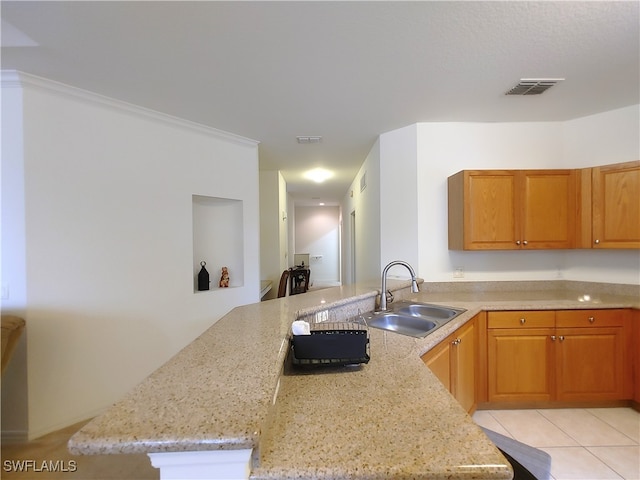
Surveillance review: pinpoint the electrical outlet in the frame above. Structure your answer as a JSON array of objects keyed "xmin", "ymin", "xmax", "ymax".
[{"xmin": 453, "ymin": 267, "xmax": 464, "ymax": 278}]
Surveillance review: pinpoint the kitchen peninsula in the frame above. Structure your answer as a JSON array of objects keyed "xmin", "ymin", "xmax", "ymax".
[{"xmin": 68, "ymin": 280, "xmax": 639, "ymax": 479}]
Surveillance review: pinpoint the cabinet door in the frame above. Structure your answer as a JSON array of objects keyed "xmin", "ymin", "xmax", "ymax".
[
  {"xmin": 487, "ymin": 328, "xmax": 555, "ymax": 402},
  {"xmin": 555, "ymin": 327, "xmax": 626, "ymax": 401},
  {"xmin": 451, "ymin": 320, "xmax": 476, "ymax": 413},
  {"xmin": 422, "ymin": 317, "xmax": 478, "ymax": 413},
  {"xmin": 449, "ymin": 170, "xmax": 519, "ymax": 250},
  {"xmin": 422, "ymin": 339, "xmax": 451, "ymax": 391},
  {"xmin": 592, "ymin": 161, "xmax": 640, "ymax": 248},
  {"xmin": 521, "ymin": 170, "xmax": 576, "ymax": 249}
]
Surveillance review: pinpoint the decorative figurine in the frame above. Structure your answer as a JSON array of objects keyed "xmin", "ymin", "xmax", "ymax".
[
  {"xmin": 197, "ymin": 261, "xmax": 210, "ymax": 291},
  {"xmin": 219, "ymin": 267, "xmax": 230, "ymax": 288}
]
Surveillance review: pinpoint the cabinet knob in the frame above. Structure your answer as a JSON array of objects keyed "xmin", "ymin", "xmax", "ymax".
[
  {"xmin": 523, "ymin": 240, "xmax": 528, "ymax": 246},
  {"xmin": 452, "ymin": 338, "xmax": 461, "ymax": 346},
  {"xmin": 588, "ymin": 316, "xmax": 595, "ymax": 323},
  {"xmin": 520, "ymin": 318, "xmax": 526, "ymax": 325},
  {"xmin": 594, "ymin": 239, "xmax": 600, "ymax": 245},
  {"xmin": 559, "ymin": 335, "xmax": 565, "ymax": 341},
  {"xmin": 551, "ymin": 335, "xmax": 556, "ymax": 341},
  {"xmin": 516, "ymin": 240, "xmax": 521, "ymax": 246}
]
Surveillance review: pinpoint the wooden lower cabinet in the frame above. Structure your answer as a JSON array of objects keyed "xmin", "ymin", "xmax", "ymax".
[
  {"xmin": 487, "ymin": 311, "xmax": 555, "ymax": 402},
  {"xmin": 488, "ymin": 327, "xmax": 555, "ymax": 402},
  {"xmin": 422, "ymin": 316, "xmax": 477, "ymax": 413},
  {"xmin": 422, "ymin": 337, "xmax": 451, "ymax": 391},
  {"xmin": 486, "ymin": 309, "xmax": 632, "ymax": 405},
  {"xmin": 555, "ymin": 310, "xmax": 632, "ymax": 402}
]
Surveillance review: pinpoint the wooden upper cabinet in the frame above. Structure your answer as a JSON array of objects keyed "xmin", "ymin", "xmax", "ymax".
[
  {"xmin": 590, "ymin": 161, "xmax": 640, "ymax": 249},
  {"xmin": 461, "ymin": 171, "xmax": 520, "ymax": 250},
  {"xmin": 448, "ymin": 169, "xmax": 576, "ymax": 250},
  {"xmin": 521, "ymin": 170, "xmax": 576, "ymax": 249}
]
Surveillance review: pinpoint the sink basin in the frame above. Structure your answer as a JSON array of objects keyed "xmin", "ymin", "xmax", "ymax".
[
  {"xmin": 366, "ymin": 313, "xmax": 438, "ymax": 338},
  {"xmin": 395, "ymin": 304, "xmax": 461, "ymax": 320},
  {"xmin": 362, "ymin": 301, "xmax": 466, "ymax": 338}
]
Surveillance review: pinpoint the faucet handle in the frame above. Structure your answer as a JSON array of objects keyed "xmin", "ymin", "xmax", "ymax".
[{"xmin": 385, "ymin": 290, "xmax": 394, "ymax": 305}]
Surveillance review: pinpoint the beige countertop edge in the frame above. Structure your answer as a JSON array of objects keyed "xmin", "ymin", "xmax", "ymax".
[{"xmin": 68, "ymin": 281, "xmax": 639, "ymax": 465}]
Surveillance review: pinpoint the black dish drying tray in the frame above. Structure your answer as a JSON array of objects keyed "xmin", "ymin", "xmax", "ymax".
[{"xmin": 290, "ymin": 319, "xmax": 370, "ymax": 367}]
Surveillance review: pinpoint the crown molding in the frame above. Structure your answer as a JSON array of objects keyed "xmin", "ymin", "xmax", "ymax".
[{"xmin": 1, "ymin": 70, "xmax": 259, "ymax": 147}]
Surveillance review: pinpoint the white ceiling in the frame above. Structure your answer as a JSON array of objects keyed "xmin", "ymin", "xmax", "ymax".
[{"xmin": 2, "ymin": 1, "xmax": 639, "ymax": 205}]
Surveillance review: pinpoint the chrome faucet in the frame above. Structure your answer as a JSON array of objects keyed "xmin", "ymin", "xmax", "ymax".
[{"xmin": 379, "ymin": 260, "xmax": 419, "ymax": 311}]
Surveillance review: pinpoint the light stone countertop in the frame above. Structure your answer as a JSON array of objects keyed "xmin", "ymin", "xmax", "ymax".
[{"xmin": 68, "ymin": 280, "xmax": 639, "ymax": 479}]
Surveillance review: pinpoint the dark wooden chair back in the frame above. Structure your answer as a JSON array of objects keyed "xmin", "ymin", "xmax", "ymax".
[{"xmin": 277, "ymin": 270, "xmax": 289, "ymax": 297}]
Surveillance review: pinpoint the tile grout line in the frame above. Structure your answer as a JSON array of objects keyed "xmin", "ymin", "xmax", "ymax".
[
  {"xmin": 483, "ymin": 409, "xmax": 634, "ymax": 480},
  {"xmin": 536, "ymin": 408, "xmax": 586, "ymax": 446},
  {"xmin": 539, "ymin": 445, "xmax": 626, "ymax": 480},
  {"xmin": 537, "ymin": 408, "xmax": 640, "ymax": 447},
  {"xmin": 526, "ymin": 408, "xmax": 639, "ymax": 480},
  {"xmin": 585, "ymin": 446, "xmax": 639, "ymax": 480},
  {"xmin": 486, "ymin": 411, "xmax": 516, "ymax": 440},
  {"xmin": 586, "ymin": 409, "xmax": 640, "ymax": 446},
  {"xmin": 535, "ymin": 406, "xmax": 639, "ymax": 479}
]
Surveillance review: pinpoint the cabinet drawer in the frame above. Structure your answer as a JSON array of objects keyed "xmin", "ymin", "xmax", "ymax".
[
  {"xmin": 556, "ymin": 309, "xmax": 628, "ymax": 328},
  {"xmin": 488, "ymin": 311, "xmax": 554, "ymax": 329}
]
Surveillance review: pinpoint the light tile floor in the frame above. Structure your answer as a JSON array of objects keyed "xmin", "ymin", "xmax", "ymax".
[{"xmin": 473, "ymin": 408, "xmax": 640, "ymax": 480}]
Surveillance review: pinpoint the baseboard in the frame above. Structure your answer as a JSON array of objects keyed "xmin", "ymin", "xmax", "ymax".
[
  {"xmin": 2, "ymin": 429, "xmax": 29, "ymax": 444},
  {"xmin": 477, "ymin": 399, "xmax": 632, "ymax": 410}
]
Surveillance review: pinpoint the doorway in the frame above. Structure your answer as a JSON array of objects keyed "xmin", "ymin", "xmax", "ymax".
[
  {"xmin": 350, "ymin": 210, "xmax": 356, "ymax": 283},
  {"xmin": 294, "ymin": 206, "xmax": 341, "ymax": 288}
]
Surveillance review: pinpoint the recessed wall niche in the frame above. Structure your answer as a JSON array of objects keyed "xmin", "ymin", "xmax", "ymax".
[{"xmin": 192, "ymin": 195, "xmax": 244, "ymax": 293}]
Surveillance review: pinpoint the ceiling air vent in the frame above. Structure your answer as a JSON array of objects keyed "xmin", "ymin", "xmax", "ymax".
[
  {"xmin": 506, "ymin": 78, "xmax": 564, "ymax": 95},
  {"xmin": 296, "ymin": 136, "xmax": 322, "ymax": 144}
]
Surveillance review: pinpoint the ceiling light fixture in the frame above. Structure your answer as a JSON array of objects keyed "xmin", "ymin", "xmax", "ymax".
[
  {"xmin": 303, "ymin": 168, "xmax": 333, "ymax": 183},
  {"xmin": 296, "ymin": 136, "xmax": 322, "ymax": 144},
  {"xmin": 506, "ymin": 78, "xmax": 564, "ymax": 95}
]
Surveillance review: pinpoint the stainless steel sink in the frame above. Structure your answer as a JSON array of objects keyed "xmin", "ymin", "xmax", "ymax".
[
  {"xmin": 365, "ymin": 312, "xmax": 438, "ymax": 337},
  {"xmin": 363, "ymin": 301, "xmax": 466, "ymax": 338},
  {"xmin": 395, "ymin": 304, "xmax": 461, "ymax": 320}
]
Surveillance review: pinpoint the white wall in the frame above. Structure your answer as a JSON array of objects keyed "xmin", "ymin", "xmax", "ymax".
[
  {"xmin": 374, "ymin": 106, "xmax": 639, "ymax": 285},
  {"xmin": 294, "ymin": 206, "xmax": 340, "ymax": 286},
  {"xmin": 341, "ymin": 139, "xmax": 381, "ymax": 284},
  {"xmin": 1, "ymin": 78, "xmax": 29, "ymax": 440},
  {"xmin": 379, "ymin": 125, "xmax": 419, "ymax": 272},
  {"xmin": 561, "ymin": 105, "xmax": 640, "ymax": 284},
  {"xmin": 561, "ymin": 105, "xmax": 640, "ymax": 168},
  {"xmin": 415, "ymin": 121, "xmax": 565, "ymax": 282},
  {"xmin": 259, "ymin": 170, "xmax": 288, "ymax": 299},
  {"xmin": 1, "ymin": 72, "xmax": 260, "ymax": 438}
]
